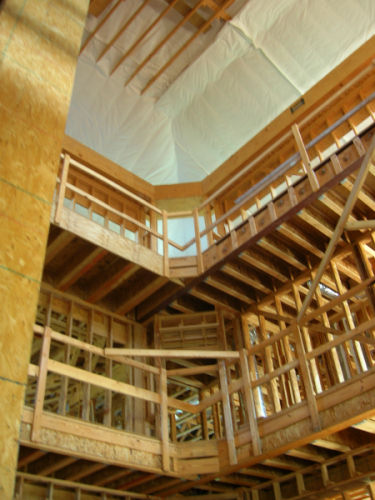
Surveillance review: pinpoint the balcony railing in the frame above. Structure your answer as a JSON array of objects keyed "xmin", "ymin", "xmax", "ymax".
[{"xmin": 54, "ymin": 87, "xmax": 375, "ymax": 278}]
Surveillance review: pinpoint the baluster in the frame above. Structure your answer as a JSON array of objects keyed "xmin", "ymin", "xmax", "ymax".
[
  {"xmin": 31, "ymin": 327, "xmax": 52, "ymax": 442},
  {"xmin": 55, "ymin": 154, "xmax": 70, "ymax": 224}
]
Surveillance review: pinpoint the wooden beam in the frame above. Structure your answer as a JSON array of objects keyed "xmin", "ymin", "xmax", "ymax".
[
  {"xmin": 62, "ymin": 135, "xmax": 155, "ymax": 201},
  {"xmin": 345, "ymin": 219, "xmax": 375, "ymax": 231},
  {"xmin": 16, "ymin": 472, "xmax": 160, "ymax": 499},
  {"xmin": 32, "ymin": 326, "xmax": 52, "ymax": 442},
  {"xmin": 97, "ymin": 0, "xmax": 150, "ymax": 62},
  {"xmin": 141, "ymin": 0, "xmax": 235, "ymax": 94},
  {"xmin": 58, "ymin": 248, "xmax": 108, "ymax": 291},
  {"xmin": 219, "ymin": 360, "xmax": 237, "ymax": 465},
  {"xmin": 160, "ymin": 368, "xmax": 170, "ymax": 472},
  {"xmin": 125, "ymin": 0, "xmax": 206, "ymax": 86},
  {"xmin": 84, "ymin": 2, "xmax": 123, "ymax": 54},
  {"xmin": 87, "ymin": 263, "xmax": 139, "ymax": 303},
  {"xmin": 239, "ymin": 349, "xmax": 261, "ymax": 456},
  {"xmin": 110, "ymin": 0, "xmax": 180, "ymax": 75},
  {"xmin": 45, "ymin": 231, "xmax": 75, "ymax": 265},
  {"xmin": 116, "ymin": 277, "xmax": 167, "ymax": 315},
  {"xmin": 105, "ymin": 348, "xmax": 240, "ymax": 359},
  {"xmin": 55, "ymin": 154, "xmax": 70, "ymax": 224}
]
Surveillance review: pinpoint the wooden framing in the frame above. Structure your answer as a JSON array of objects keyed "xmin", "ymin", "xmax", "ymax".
[{"xmin": 17, "ymin": 60, "xmax": 375, "ymax": 498}]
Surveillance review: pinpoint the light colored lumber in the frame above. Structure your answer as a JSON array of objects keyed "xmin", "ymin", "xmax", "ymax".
[
  {"xmin": 32, "ymin": 326, "xmax": 52, "ymax": 441},
  {"xmin": 16, "ymin": 472, "xmax": 160, "ymax": 499},
  {"xmin": 160, "ymin": 367, "xmax": 170, "ymax": 471},
  {"xmin": 104, "ymin": 348, "xmax": 240, "ymax": 359},
  {"xmin": 47, "ymin": 359, "xmax": 160, "ymax": 404},
  {"xmin": 219, "ymin": 360, "xmax": 237, "ymax": 465},
  {"xmin": 55, "ymin": 154, "xmax": 70, "ymax": 224}
]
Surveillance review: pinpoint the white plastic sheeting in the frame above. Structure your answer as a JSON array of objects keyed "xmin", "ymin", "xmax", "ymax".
[{"xmin": 66, "ymin": 0, "xmax": 375, "ymax": 185}]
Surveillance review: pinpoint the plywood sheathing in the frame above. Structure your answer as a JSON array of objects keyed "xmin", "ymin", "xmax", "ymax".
[{"xmin": 0, "ymin": 0, "xmax": 89, "ymax": 497}]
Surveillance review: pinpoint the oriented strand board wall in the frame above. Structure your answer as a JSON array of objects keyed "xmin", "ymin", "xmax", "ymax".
[{"xmin": 0, "ymin": 1, "xmax": 89, "ymax": 498}]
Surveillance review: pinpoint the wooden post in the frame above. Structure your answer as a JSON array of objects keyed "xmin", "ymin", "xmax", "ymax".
[
  {"xmin": 204, "ymin": 205, "xmax": 215, "ymax": 247},
  {"xmin": 194, "ymin": 207, "xmax": 204, "ymax": 274},
  {"xmin": 32, "ymin": 326, "xmax": 52, "ymax": 442},
  {"xmin": 239, "ymin": 349, "xmax": 261, "ymax": 455},
  {"xmin": 331, "ymin": 261, "xmax": 368, "ymax": 373},
  {"xmin": 58, "ymin": 301, "xmax": 73, "ymax": 415},
  {"xmin": 273, "ymin": 482, "xmax": 282, "ymax": 500},
  {"xmin": 296, "ymin": 472, "xmax": 305, "ymax": 494},
  {"xmin": 218, "ymin": 360, "xmax": 237, "ymax": 465},
  {"xmin": 274, "ymin": 296, "xmax": 301, "ymax": 404},
  {"xmin": 14, "ymin": 476, "xmax": 24, "ymax": 500},
  {"xmin": 241, "ymin": 316, "xmax": 263, "ymax": 418},
  {"xmin": 368, "ymin": 482, "xmax": 375, "ymax": 499},
  {"xmin": 103, "ymin": 317, "xmax": 113, "ymax": 427},
  {"xmin": 150, "ymin": 210, "xmax": 158, "ymax": 252},
  {"xmin": 55, "ymin": 154, "xmax": 70, "ymax": 224},
  {"xmin": 82, "ymin": 309, "xmax": 93, "ymax": 421},
  {"xmin": 47, "ymin": 483, "xmax": 54, "ymax": 500},
  {"xmin": 292, "ymin": 284, "xmax": 322, "ymax": 394},
  {"xmin": 258, "ymin": 311, "xmax": 281, "ymax": 413},
  {"xmin": 162, "ymin": 210, "xmax": 169, "ymax": 277},
  {"xmin": 295, "ymin": 326, "xmax": 320, "ymax": 431},
  {"xmin": 200, "ymin": 390, "xmax": 209, "ymax": 440},
  {"xmin": 291, "ymin": 124, "xmax": 319, "ymax": 192},
  {"xmin": 160, "ymin": 367, "xmax": 170, "ymax": 471},
  {"xmin": 312, "ymin": 271, "xmax": 345, "ymax": 385}
]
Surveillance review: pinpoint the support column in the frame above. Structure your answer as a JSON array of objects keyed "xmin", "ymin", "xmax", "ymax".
[{"xmin": 0, "ymin": 1, "xmax": 89, "ymax": 497}]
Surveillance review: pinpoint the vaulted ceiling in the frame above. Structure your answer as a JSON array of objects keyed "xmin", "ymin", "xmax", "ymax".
[{"xmin": 65, "ymin": 0, "xmax": 375, "ymax": 184}]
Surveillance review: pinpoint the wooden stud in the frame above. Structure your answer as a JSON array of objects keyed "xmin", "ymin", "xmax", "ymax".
[
  {"xmin": 292, "ymin": 124, "xmax": 319, "ymax": 191},
  {"xmin": 103, "ymin": 317, "xmax": 113, "ymax": 427},
  {"xmin": 162, "ymin": 210, "xmax": 169, "ymax": 277},
  {"xmin": 218, "ymin": 360, "xmax": 237, "ymax": 465},
  {"xmin": 55, "ymin": 154, "xmax": 70, "ymax": 224},
  {"xmin": 294, "ymin": 326, "xmax": 321, "ymax": 431},
  {"xmin": 32, "ymin": 326, "xmax": 52, "ymax": 442},
  {"xmin": 194, "ymin": 207, "xmax": 204, "ymax": 274},
  {"xmin": 239, "ymin": 349, "xmax": 261, "ymax": 455},
  {"xmin": 58, "ymin": 301, "xmax": 74, "ymax": 415},
  {"xmin": 160, "ymin": 367, "xmax": 170, "ymax": 472}
]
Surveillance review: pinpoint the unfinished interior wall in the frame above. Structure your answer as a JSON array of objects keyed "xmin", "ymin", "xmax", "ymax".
[{"xmin": 0, "ymin": 1, "xmax": 89, "ymax": 497}]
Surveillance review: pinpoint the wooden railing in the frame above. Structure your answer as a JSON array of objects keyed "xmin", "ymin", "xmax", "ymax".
[
  {"xmin": 26, "ymin": 258, "xmax": 375, "ymax": 476},
  {"xmin": 54, "ymin": 89, "xmax": 375, "ymax": 278}
]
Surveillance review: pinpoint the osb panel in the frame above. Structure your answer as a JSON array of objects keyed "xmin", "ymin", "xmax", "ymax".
[
  {"xmin": 0, "ymin": 267, "xmax": 39, "ymax": 383},
  {"xmin": 0, "ymin": 181, "xmax": 50, "ymax": 281},
  {"xmin": 0, "ymin": 62, "xmax": 69, "ymax": 201},
  {"xmin": 20, "ymin": 422, "xmax": 163, "ymax": 472},
  {"xmin": 0, "ymin": 0, "xmax": 24, "ymax": 54},
  {"xmin": 0, "ymin": 379, "xmax": 25, "ymax": 500}
]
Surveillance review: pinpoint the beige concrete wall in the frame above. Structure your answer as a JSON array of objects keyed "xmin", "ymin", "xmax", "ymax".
[{"xmin": 0, "ymin": 1, "xmax": 89, "ymax": 497}]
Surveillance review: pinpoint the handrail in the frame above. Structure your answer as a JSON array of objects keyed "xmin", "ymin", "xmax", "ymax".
[
  {"xmin": 68, "ymin": 156, "xmax": 163, "ymax": 215},
  {"xmin": 57, "ymin": 90, "xmax": 375, "ymax": 272},
  {"xmin": 235, "ymin": 88, "xmax": 375, "ymax": 206},
  {"xmin": 16, "ymin": 472, "xmax": 161, "ymax": 500},
  {"xmin": 199, "ymin": 61, "xmax": 375, "ymax": 210}
]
